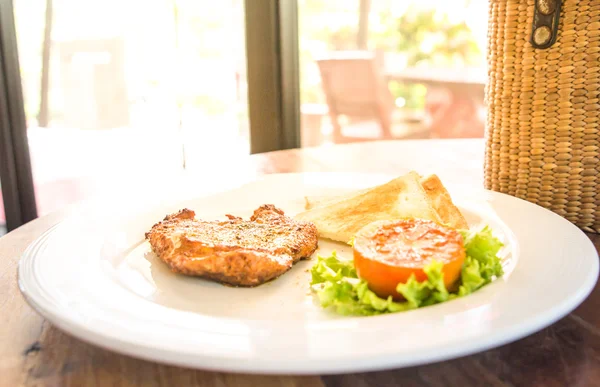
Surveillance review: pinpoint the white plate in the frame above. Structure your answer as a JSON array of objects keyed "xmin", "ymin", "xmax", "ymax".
[{"xmin": 18, "ymin": 173, "xmax": 599, "ymax": 374}]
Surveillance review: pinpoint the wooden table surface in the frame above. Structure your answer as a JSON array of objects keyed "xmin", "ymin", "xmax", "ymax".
[
  {"xmin": 2, "ymin": 139, "xmax": 599, "ymax": 387},
  {"xmin": 385, "ymin": 67, "xmax": 487, "ymax": 90},
  {"xmin": 385, "ymin": 69, "xmax": 487, "ymax": 139}
]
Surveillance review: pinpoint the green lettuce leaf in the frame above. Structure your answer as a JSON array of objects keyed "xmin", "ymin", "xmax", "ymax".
[
  {"xmin": 314, "ymin": 279, "xmax": 414, "ymax": 316},
  {"xmin": 310, "ymin": 251, "xmax": 357, "ymax": 285},
  {"xmin": 310, "ymin": 224, "xmax": 505, "ymax": 316},
  {"xmin": 310, "ymin": 253, "xmax": 412, "ymax": 315},
  {"xmin": 455, "ymin": 256, "xmax": 486, "ymax": 296},
  {"xmin": 458, "ymin": 225, "xmax": 504, "ymax": 295},
  {"xmin": 396, "ymin": 260, "xmax": 449, "ymax": 308},
  {"xmin": 310, "ymin": 255, "xmax": 448, "ymax": 315}
]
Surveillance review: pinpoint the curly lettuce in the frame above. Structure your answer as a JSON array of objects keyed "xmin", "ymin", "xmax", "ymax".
[
  {"xmin": 310, "ymin": 251, "xmax": 411, "ymax": 315},
  {"xmin": 310, "ymin": 225, "xmax": 504, "ymax": 316}
]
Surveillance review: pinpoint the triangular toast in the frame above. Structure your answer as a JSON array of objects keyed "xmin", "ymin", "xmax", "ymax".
[
  {"xmin": 303, "ymin": 188, "xmax": 369, "ymax": 211},
  {"xmin": 419, "ymin": 174, "xmax": 468, "ymax": 229},
  {"xmin": 301, "ymin": 173, "xmax": 468, "ymax": 236},
  {"xmin": 294, "ymin": 171, "xmax": 442, "ymax": 243}
]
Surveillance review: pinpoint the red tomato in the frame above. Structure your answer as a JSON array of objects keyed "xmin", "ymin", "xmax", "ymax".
[{"xmin": 353, "ymin": 218, "xmax": 465, "ymax": 300}]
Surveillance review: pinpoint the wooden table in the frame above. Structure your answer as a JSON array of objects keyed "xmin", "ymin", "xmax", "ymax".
[
  {"xmin": 2, "ymin": 139, "xmax": 599, "ymax": 386},
  {"xmin": 386, "ymin": 68, "xmax": 487, "ymax": 139}
]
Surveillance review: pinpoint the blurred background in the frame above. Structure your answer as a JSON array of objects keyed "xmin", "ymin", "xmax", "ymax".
[{"xmin": 1, "ymin": 0, "xmax": 488, "ymax": 234}]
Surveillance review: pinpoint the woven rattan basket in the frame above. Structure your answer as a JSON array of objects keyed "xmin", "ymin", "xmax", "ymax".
[{"xmin": 484, "ymin": 0, "xmax": 600, "ymax": 233}]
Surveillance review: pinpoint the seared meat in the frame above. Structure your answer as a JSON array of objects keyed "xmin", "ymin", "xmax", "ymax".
[{"xmin": 144, "ymin": 205, "xmax": 319, "ymax": 286}]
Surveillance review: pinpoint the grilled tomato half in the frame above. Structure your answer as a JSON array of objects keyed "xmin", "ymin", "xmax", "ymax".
[{"xmin": 353, "ymin": 218, "xmax": 465, "ymax": 300}]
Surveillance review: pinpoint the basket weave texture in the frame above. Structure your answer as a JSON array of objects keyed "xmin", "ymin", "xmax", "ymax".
[{"xmin": 484, "ymin": 0, "xmax": 600, "ymax": 233}]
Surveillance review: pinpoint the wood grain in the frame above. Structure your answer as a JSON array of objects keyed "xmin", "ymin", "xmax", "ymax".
[{"xmin": 1, "ymin": 139, "xmax": 598, "ymax": 387}]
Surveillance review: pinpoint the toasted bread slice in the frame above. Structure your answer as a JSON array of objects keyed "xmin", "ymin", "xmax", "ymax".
[
  {"xmin": 302, "ymin": 174, "xmax": 468, "ymax": 230},
  {"xmin": 303, "ymin": 189, "xmax": 369, "ymax": 211},
  {"xmin": 419, "ymin": 174, "xmax": 468, "ymax": 229},
  {"xmin": 294, "ymin": 171, "xmax": 442, "ymax": 243}
]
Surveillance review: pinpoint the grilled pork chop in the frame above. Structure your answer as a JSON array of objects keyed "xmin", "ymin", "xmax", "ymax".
[{"xmin": 145, "ymin": 205, "xmax": 319, "ymax": 286}]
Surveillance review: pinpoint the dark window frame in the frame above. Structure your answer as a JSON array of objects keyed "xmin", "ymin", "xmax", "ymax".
[
  {"xmin": 244, "ymin": 0, "xmax": 300, "ymax": 154},
  {"xmin": 0, "ymin": 0, "xmax": 37, "ymax": 231}
]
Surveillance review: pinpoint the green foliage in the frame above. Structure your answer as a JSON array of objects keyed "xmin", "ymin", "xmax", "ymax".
[
  {"xmin": 383, "ymin": 5, "xmax": 482, "ymax": 108},
  {"xmin": 300, "ymin": 2, "xmax": 484, "ymax": 109},
  {"xmin": 393, "ymin": 6, "xmax": 483, "ymax": 68}
]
